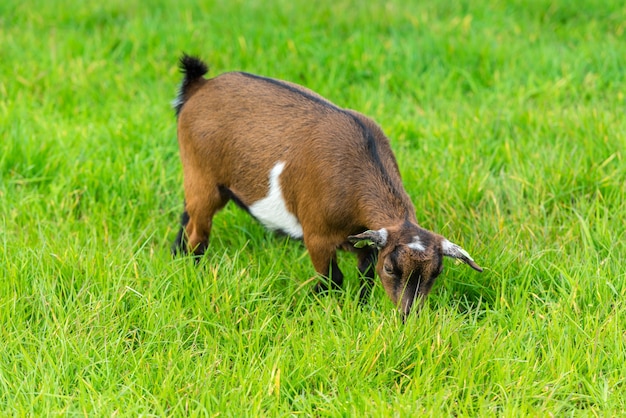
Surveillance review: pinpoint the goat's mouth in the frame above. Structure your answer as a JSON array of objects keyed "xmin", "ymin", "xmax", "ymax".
[{"xmin": 398, "ymin": 279, "xmax": 421, "ymax": 318}]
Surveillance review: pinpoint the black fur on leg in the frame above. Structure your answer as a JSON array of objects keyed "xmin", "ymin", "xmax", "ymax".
[
  {"xmin": 313, "ymin": 259, "xmax": 344, "ymax": 294},
  {"xmin": 357, "ymin": 249, "xmax": 377, "ymax": 305},
  {"xmin": 171, "ymin": 209, "xmax": 190, "ymax": 257}
]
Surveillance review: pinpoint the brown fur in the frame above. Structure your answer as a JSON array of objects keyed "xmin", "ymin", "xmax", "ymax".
[{"xmin": 172, "ymin": 55, "xmax": 482, "ymax": 317}]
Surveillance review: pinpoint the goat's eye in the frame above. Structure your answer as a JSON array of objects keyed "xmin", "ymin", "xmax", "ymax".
[{"xmin": 383, "ymin": 264, "xmax": 395, "ymax": 276}]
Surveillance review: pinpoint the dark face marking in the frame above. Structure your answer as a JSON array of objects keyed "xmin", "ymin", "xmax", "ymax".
[{"xmin": 379, "ymin": 248, "xmax": 443, "ymax": 316}]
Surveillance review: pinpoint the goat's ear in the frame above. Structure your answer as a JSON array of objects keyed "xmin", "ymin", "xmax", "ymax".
[
  {"xmin": 441, "ymin": 239, "xmax": 483, "ymax": 272},
  {"xmin": 348, "ymin": 228, "xmax": 388, "ymax": 249}
]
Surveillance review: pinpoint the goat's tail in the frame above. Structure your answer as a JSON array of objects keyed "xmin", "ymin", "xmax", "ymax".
[{"xmin": 173, "ymin": 53, "xmax": 209, "ymax": 115}]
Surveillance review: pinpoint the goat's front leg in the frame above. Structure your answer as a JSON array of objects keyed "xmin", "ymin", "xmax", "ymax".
[
  {"xmin": 356, "ymin": 248, "xmax": 377, "ymax": 304},
  {"xmin": 305, "ymin": 234, "xmax": 343, "ymax": 293}
]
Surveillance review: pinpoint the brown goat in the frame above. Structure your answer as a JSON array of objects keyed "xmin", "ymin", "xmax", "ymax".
[{"xmin": 172, "ymin": 54, "xmax": 483, "ymax": 317}]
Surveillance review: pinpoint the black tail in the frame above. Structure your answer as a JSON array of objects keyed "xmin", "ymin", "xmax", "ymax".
[{"xmin": 174, "ymin": 54, "xmax": 209, "ymax": 115}]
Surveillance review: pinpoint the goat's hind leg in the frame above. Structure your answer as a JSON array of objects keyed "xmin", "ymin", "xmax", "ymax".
[
  {"xmin": 173, "ymin": 178, "xmax": 229, "ymax": 259},
  {"xmin": 172, "ymin": 206, "xmax": 191, "ymax": 256}
]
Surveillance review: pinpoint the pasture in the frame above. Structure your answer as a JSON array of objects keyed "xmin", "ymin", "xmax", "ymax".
[{"xmin": 1, "ymin": 0, "xmax": 625, "ymax": 415}]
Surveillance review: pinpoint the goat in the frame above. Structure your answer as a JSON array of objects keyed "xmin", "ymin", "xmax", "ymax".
[{"xmin": 171, "ymin": 54, "xmax": 483, "ymax": 317}]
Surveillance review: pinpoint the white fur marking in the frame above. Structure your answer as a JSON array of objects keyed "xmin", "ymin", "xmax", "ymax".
[
  {"xmin": 249, "ymin": 161, "xmax": 303, "ymax": 238},
  {"xmin": 407, "ymin": 235, "xmax": 425, "ymax": 252},
  {"xmin": 377, "ymin": 228, "xmax": 388, "ymax": 246}
]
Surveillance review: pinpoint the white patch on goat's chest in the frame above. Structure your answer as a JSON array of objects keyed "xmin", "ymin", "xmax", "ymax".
[{"xmin": 248, "ymin": 161, "xmax": 304, "ymax": 238}]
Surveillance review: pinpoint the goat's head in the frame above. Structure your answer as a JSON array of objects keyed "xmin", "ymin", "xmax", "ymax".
[{"xmin": 349, "ymin": 222, "xmax": 482, "ymax": 317}]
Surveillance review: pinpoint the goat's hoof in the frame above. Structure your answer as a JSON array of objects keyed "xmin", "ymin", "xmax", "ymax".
[
  {"xmin": 313, "ymin": 281, "xmax": 330, "ymax": 294},
  {"xmin": 313, "ymin": 279, "xmax": 341, "ymax": 295}
]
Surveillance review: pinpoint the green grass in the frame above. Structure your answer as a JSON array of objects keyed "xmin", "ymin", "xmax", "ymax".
[{"xmin": 2, "ymin": 0, "xmax": 625, "ymax": 415}]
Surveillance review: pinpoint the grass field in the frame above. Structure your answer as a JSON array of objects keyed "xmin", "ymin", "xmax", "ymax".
[{"xmin": 2, "ymin": 0, "xmax": 625, "ymax": 415}]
